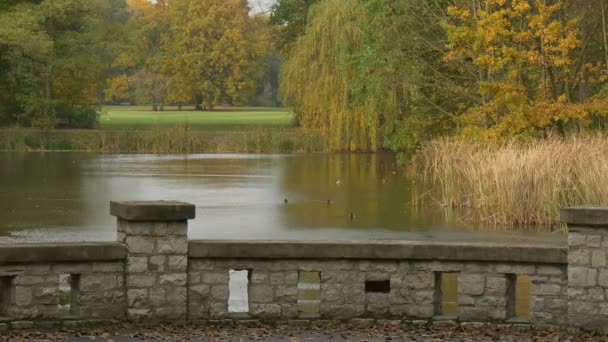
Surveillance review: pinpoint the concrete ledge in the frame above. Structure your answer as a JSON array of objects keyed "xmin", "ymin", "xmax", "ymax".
[
  {"xmin": 560, "ymin": 207, "xmax": 608, "ymax": 227},
  {"xmin": 0, "ymin": 242, "xmax": 127, "ymax": 263},
  {"xmin": 188, "ymin": 240, "xmax": 567, "ymax": 264},
  {"xmin": 110, "ymin": 201, "xmax": 195, "ymax": 221}
]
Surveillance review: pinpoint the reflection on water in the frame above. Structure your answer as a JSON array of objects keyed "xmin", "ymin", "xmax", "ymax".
[{"xmin": 0, "ymin": 152, "xmax": 564, "ymax": 245}]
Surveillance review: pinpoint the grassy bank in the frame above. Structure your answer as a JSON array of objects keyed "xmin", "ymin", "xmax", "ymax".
[
  {"xmin": 0, "ymin": 127, "xmax": 323, "ymax": 153},
  {"xmin": 100, "ymin": 106, "xmax": 293, "ymax": 130},
  {"xmin": 414, "ymin": 137, "xmax": 608, "ymax": 227}
]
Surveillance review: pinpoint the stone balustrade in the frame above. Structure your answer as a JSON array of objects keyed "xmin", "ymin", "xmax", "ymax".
[{"xmin": 0, "ymin": 202, "xmax": 603, "ymax": 331}]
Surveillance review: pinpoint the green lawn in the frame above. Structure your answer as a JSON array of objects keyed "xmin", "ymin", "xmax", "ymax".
[{"xmin": 100, "ymin": 105, "xmax": 293, "ymax": 130}]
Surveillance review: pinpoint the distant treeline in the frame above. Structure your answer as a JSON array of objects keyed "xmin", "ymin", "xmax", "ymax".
[{"xmin": 0, "ymin": 0, "xmax": 280, "ymax": 129}]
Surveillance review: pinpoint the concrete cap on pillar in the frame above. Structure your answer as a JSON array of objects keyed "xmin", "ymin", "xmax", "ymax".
[
  {"xmin": 560, "ymin": 206, "xmax": 608, "ymax": 227},
  {"xmin": 110, "ymin": 201, "xmax": 195, "ymax": 221}
]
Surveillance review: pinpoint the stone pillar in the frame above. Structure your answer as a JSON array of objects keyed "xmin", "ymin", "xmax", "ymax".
[
  {"xmin": 561, "ymin": 206, "xmax": 608, "ymax": 329},
  {"xmin": 111, "ymin": 201, "xmax": 195, "ymax": 322}
]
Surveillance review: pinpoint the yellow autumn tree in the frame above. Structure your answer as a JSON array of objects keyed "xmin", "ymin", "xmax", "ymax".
[
  {"xmin": 280, "ymin": 0, "xmax": 376, "ymax": 152},
  {"xmin": 446, "ymin": 0, "xmax": 608, "ymax": 140},
  {"xmin": 162, "ymin": 0, "xmax": 270, "ymax": 110}
]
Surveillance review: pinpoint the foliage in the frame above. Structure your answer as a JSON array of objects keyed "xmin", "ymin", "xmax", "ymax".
[
  {"xmin": 269, "ymin": 0, "xmax": 317, "ymax": 52},
  {"xmin": 280, "ymin": 0, "xmax": 373, "ymax": 151},
  {"xmin": 0, "ymin": 0, "xmax": 128, "ymax": 128},
  {"xmin": 445, "ymin": 0, "xmax": 608, "ymax": 140},
  {"xmin": 162, "ymin": 0, "xmax": 271, "ymax": 110}
]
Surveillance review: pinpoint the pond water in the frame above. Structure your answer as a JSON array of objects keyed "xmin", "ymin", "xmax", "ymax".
[{"xmin": 0, "ymin": 152, "xmax": 563, "ymax": 245}]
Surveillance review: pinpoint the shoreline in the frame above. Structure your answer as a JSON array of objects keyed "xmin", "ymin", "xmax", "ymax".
[{"xmin": 0, "ymin": 127, "xmax": 324, "ymax": 154}]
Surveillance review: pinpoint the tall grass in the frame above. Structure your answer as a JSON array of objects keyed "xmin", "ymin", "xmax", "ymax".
[
  {"xmin": 0, "ymin": 127, "xmax": 324, "ymax": 154},
  {"xmin": 414, "ymin": 137, "xmax": 608, "ymax": 227}
]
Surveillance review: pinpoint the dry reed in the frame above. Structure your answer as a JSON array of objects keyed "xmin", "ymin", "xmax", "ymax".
[{"xmin": 414, "ymin": 136, "xmax": 608, "ymax": 227}]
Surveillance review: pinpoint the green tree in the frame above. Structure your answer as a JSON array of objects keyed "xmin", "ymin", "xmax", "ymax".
[
  {"xmin": 0, "ymin": 0, "xmax": 128, "ymax": 128},
  {"xmin": 162, "ymin": 0, "xmax": 270, "ymax": 110}
]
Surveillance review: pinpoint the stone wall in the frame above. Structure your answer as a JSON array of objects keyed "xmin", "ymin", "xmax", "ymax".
[
  {"xmin": 187, "ymin": 245, "xmax": 567, "ymax": 325},
  {"xmin": 0, "ymin": 243, "xmax": 126, "ymax": 330},
  {"xmin": 562, "ymin": 207, "xmax": 608, "ymax": 329},
  {"xmin": 0, "ymin": 202, "xmax": 606, "ymax": 331}
]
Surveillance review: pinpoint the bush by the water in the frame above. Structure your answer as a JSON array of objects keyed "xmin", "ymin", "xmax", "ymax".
[{"xmin": 415, "ymin": 137, "xmax": 608, "ymax": 227}]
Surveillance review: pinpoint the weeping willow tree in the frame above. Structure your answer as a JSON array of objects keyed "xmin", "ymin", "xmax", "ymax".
[{"xmin": 280, "ymin": 0, "xmax": 376, "ymax": 151}]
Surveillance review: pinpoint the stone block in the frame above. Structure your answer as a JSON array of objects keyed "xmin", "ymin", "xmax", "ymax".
[
  {"xmin": 53, "ymin": 263, "xmax": 92, "ymax": 274},
  {"xmin": 485, "ymin": 276, "xmax": 507, "ymax": 296},
  {"xmin": 569, "ymin": 301, "xmax": 598, "ymax": 315},
  {"xmin": 168, "ymin": 255, "xmax": 187, "ymax": 271},
  {"xmin": 568, "ymin": 249, "xmax": 591, "ymax": 266},
  {"xmin": 250, "ymin": 285, "xmax": 274, "ymax": 303},
  {"xmin": 250, "ymin": 272, "xmax": 268, "ymax": 284},
  {"xmin": 281, "ymin": 304, "xmax": 299, "ymax": 318},
  {"xmin": 14, "ymin": 275, "xmax": 45, "ymax": 286},
  {"xmin": 92, "ymin": 262, "xmax": 124, "ymax": 273},
  {"xmin": 285, "ymin": 271, "xmax": 298, "ymax": 285},
  {"xmin": 127, "ymin": 256, "xmax": 148, "ymax": 273},
  {"xmin": 406, "ymin": 304, "xmax": 434, "ymax": 318},
  {"xmin": 125, "ymin": 236, "xmax": 155, "ymax": 254},
  {"xmin": 592, "ymin": 250, "xmax": 607, "ymax": 267},
  {"xmin": 127, "ymin": 274, "xmax": 156, "ymax": 288},
  {"xmin": 189, "ymin": 259, "xmax": 215, "ymax": 271},
  {"xmin": 155, "ymin": 306, "xmax": 187, "ymax": 320},
  {"xmin": 463, "ymin": 263, "xmax": 494, "ymax": 273},
  {"xmin": 458, "ymin": 307, "xmax": 488, "ymax": 321},
  {"xmin": 359, "ymin": 261, "xmax": 398, "ymax": 272},
  {"xmin": 568, "ymin": 232, "xmax": 587, "ymax": 247},
  {"xmin": 14, "ymin": 286, "xmax": 32, "ymax": 306},
  {"xmin": 250, "ymin": 304, "xmax": 281, "ymax": 318},
  {"xmin": 190, "ymin": 284, "xmax": 210, "ymax": 296},
  {"xmin": 269, "ymin": 272, "xmax": 285, "ymax": 284},
  {"xmin": 275, "ymin": 286, "xmax": 297, "ymax": 303},
  {"xmin": 404, "ymin": 272, "xmax": 434, "ymax": 289},
  {"xmin": 569, "ymin": 266, "xmax": 597, "ymax": 287},
  {"xmin": 166, "ymin": 287, "xmax": 187, "ymax": 305},
  {"xmin": 156, "ymin": 238, "xmax": 188, "ymax": 254},
  {"xmin": 586, "ymin": 287, "xmax": 605, "ymax": 301},
  {"xmin": 159, "ymin": 273, "xmax": 186, "ymax": 286},
  {"xmin": 167, "ymin": 222, "xmax": 187, "ymax": 236},
  {"xmin": 202, "ymin": 272, "xmax": 229, "ymax": 284},
  {"xmin": 80, "ymin": 274, "xmax": 118, "ymax": 291},
  {"xmin": 211, "ymin": 286, "xmax": 229, "ymax": 301},
  {"xmin": 128, "ymin": 308, "xmax": 153, "ymax": 320},
  {"xmin": 459, "ymin": 274, "xmax": 485, "ymax": 296},
  {"xmin": 587, "ymin": 235, "xmax": 602, "ymax": 248},
  {"xmin": 149, "ymin": 288, "xmax": 166, "ymax": 306},
  {"xmin": 320, "ymin": 284, "xmax": 342, "ymax": 303},
  {"xmin": 344, "ymin": 285, "xmax": 366, "ymax": 304},
  {"xmin": 127, "ymin": 288, "xmax": 148, "ymax": 308},
  {"xmin": 536, "ymin": 265, "xmax": 564, "ymax": 276},
  {"xmin": 533, "ymin": 283, "xmax": 563, "ymax": 296},
  {"xmin": 149, "ymin": 255, "xmax": 166, "ymax": 272}
]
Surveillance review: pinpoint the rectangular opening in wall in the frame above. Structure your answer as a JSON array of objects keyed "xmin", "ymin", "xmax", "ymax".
[
  {"xmin": 507, "ymin": 274, "xmax": 531, "ymax": 320},
  {"xmin": 365, "ymin": 280, "xmax": 390, "ymax": 293},
  {"xmin": 228, "ymin": 269, "xmax": 250, "ymax": 314},
  {"xmin": 298, "ymin": 271, "xmax": 320, "ymax": 316},
  {"xmin": 0, "ymin": 276, "xmax": 15, "ymax": 317},
  {"xmin": 70, "ymin": 274, "xmax": 81, "ymax": 316},
  {"xmin": 58, "ymin": 274, "xmax": 72, "ymax": 315},
  {"xmin": 435, "ymin": 272, "xmax": 458, "ymax": 317}
]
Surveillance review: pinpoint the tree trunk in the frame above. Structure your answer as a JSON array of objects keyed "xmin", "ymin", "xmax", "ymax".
[
  {"xmin": 153, "ymin": 104, "xmax": 158, "ymax": 111},
  {"xmin": 178, "ymin": 104, "xmax": 182, "ymax": 111},
  {"xmin": 194, "ymin": 95, "xmax": 203, "ymax": 110}
]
